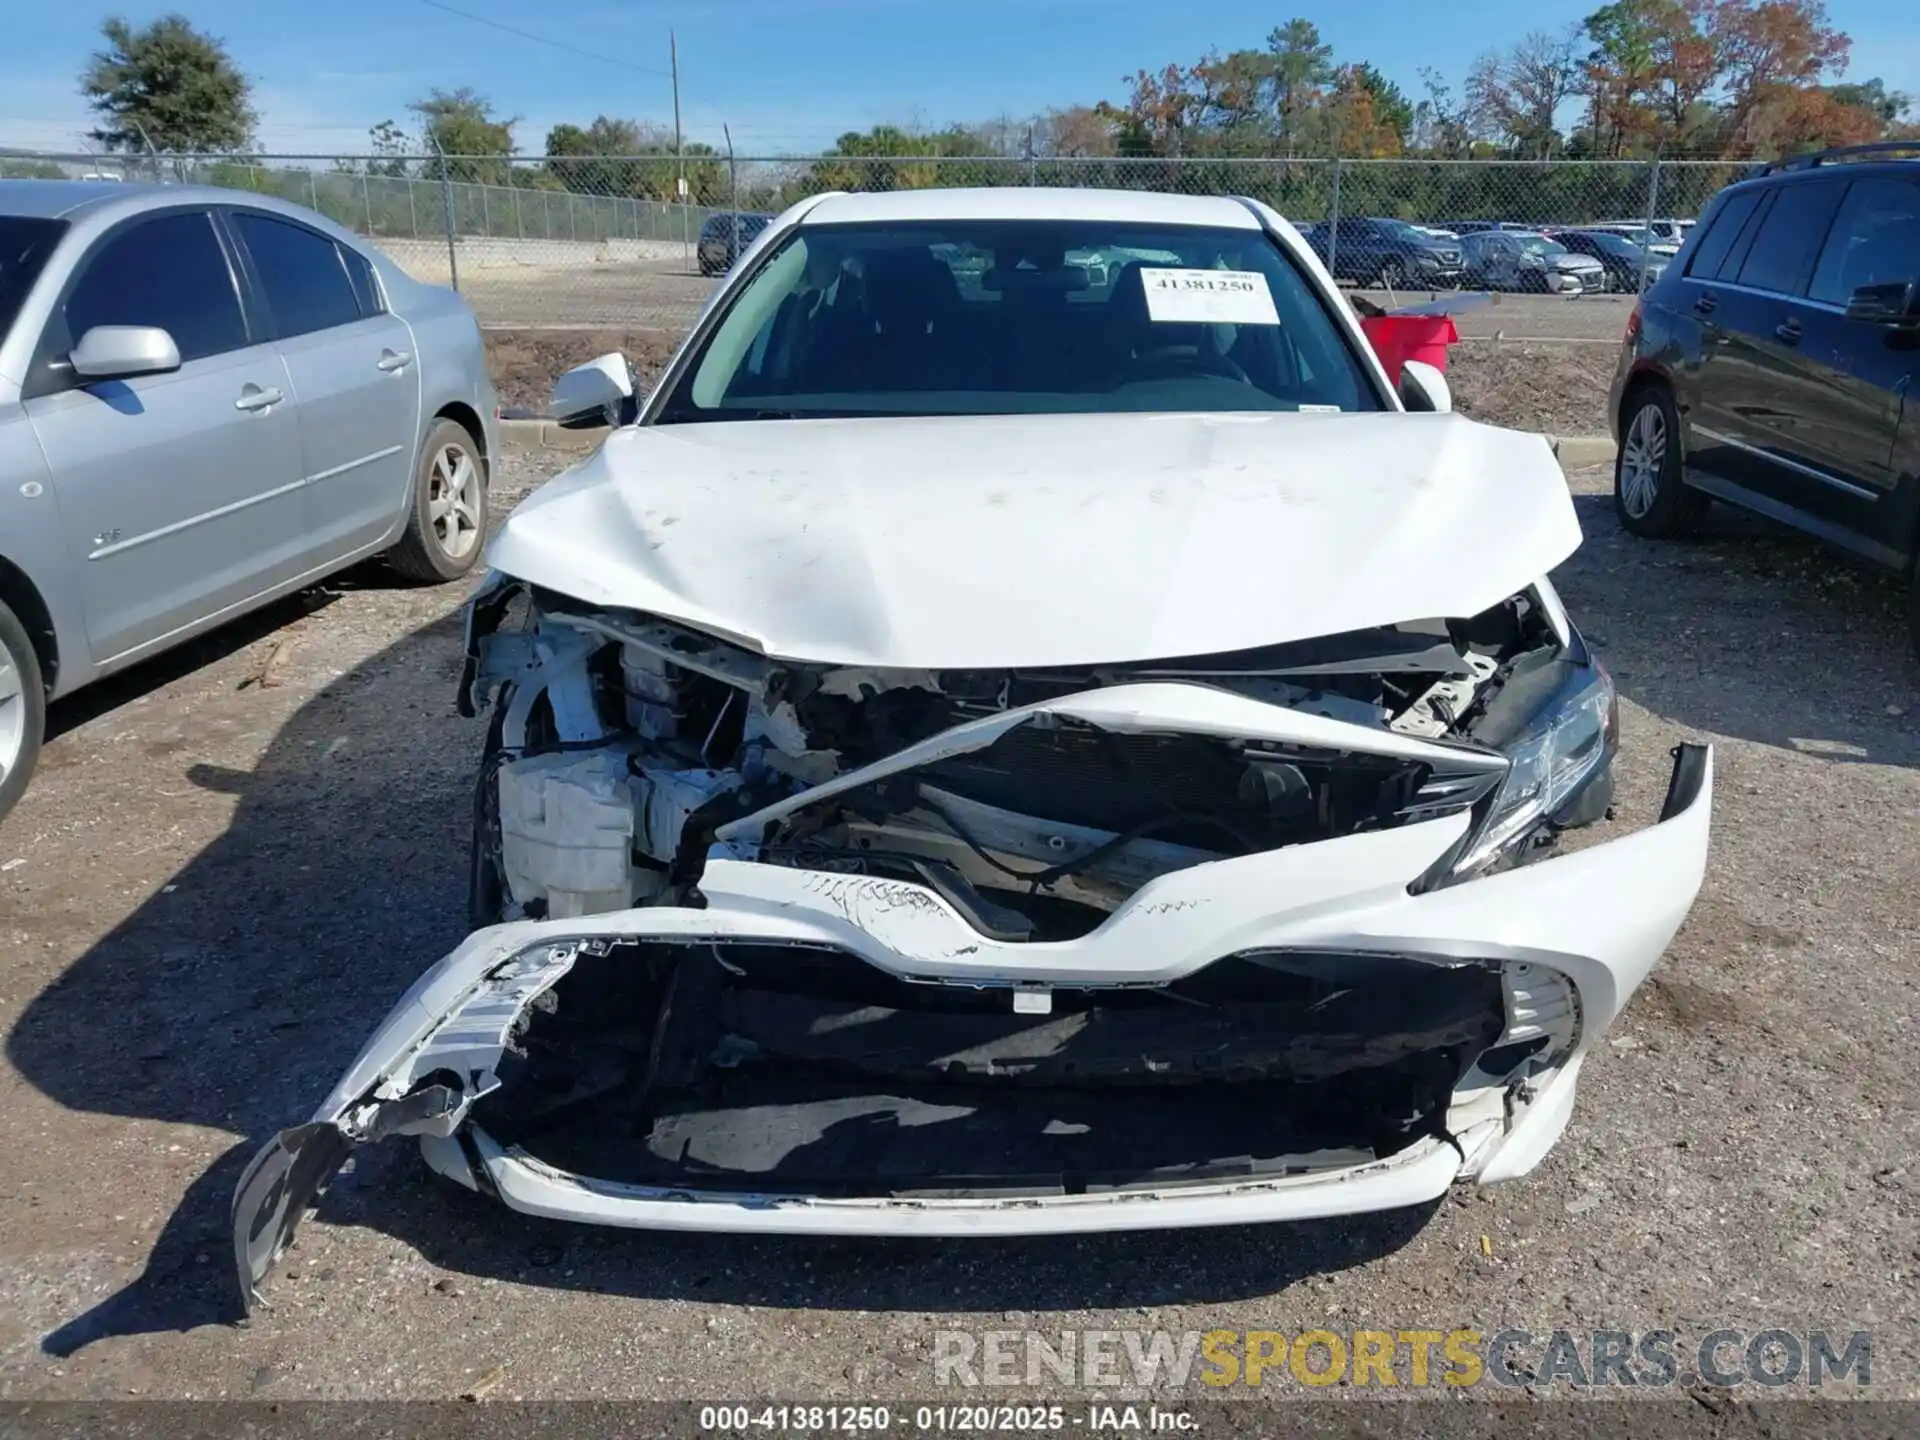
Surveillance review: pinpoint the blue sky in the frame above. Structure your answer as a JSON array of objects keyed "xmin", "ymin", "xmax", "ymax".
[{"xmin": 5, "ymin": 0, "xmax": 1920, "ymax": 157}]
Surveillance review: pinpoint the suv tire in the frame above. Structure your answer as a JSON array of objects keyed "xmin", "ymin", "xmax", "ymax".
[{"xmin": 1615, "ymin": 384, "xmax": 1708, "ymax": 539}]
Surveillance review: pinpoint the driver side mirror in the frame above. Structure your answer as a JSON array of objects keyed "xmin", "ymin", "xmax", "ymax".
[
  {"xmin": 1845, "ymin": 280, "xmax": 1920, "ymax": 327},
  {"xmin": 69, "ymin": 324, "xmax": 180, "ymax": 381},
  {"xmin": 551, "ymin": 352, "xmax": 637, "ymax": 430}
]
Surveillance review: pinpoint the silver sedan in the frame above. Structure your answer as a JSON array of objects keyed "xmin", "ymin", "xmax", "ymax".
[{"xmin": 0, "ymin": 181, "xmax": 500, "ymax": 820}]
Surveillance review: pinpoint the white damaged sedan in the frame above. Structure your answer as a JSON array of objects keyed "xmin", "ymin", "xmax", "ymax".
[{"xmin": 235, "ymin": 188, "xmax": 1710, "ymax": 1306}]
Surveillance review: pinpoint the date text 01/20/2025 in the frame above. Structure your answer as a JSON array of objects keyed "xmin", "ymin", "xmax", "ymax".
[{"xmin": 697, "ymin": 1405, "xmax": 1197, "ymax": 1433}]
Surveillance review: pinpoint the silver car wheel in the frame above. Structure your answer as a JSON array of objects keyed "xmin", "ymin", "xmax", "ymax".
[
  {"xmin": 427, "ymin": 444, "xmax": 481, "ymax": 560},
  {"xmin": 0, "ymin": 651, "xmax": 24, "ymax": 784},
  {"xmin": 1619, "ymin": 402, "xmax": 1667, "ymax": 519}
]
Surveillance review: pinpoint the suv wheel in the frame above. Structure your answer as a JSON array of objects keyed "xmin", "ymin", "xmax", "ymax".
[
  {"xmin": 1378, "ymin": 258, "xmax": 1406, "ymax": 289},
  {"xmin": 1615, "ymin": 384, "xmax": 1708, "ymax": 538}
]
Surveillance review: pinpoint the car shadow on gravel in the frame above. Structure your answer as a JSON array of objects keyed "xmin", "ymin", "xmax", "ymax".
[
  {"xmin": 13, "ymin": 585, "xmax": 1435, "ymax": 1356},
  {"xmin": 1557, "ymin": 494, "xmax": 1920, "ymax": 767}
]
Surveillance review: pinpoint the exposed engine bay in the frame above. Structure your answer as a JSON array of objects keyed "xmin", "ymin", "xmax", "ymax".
[
  {"xmin": 404, "ymin": 580, "xmax": 1613, "ymax": 1203},
  {"xmin": 461, "ymin": 578, "xmax": 1605, "ymax": 938}
]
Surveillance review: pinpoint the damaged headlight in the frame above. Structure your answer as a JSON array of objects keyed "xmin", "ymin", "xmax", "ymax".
[{"xmin": 1449, "ymin": 653, "xmax": 1617, "ymax": 878}]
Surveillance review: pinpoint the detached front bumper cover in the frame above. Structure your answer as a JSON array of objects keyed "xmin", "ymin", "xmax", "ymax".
[{"xmin": 233, "ymin": 744, "xmax": 1710, "ymax": 1312}]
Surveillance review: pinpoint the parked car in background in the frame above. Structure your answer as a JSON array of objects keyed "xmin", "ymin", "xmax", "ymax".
[
  {"xmin": 697, "ymin": 211, "xmax": 772, "ymax": 276},
  {"xmin": 1584, "ymin": 223, "xmax": 1682, "ymax": 259},
  {"xmin": 1546, "ymin": 228, "xmax": 1671, "ymax": 291},
  {"xmin": 1609, "ymin": 142, "xmax": 1920, "ymax": 654},
  {"xmin": 1298, "ymin": 215, "xmax": 1464, "ymax": 288},
  {"xmin": 1599, "ymin": 217, "xmax": 1693, "ymax": 246},
  {"xmin": 0, "ymin": 181, "xmax": 499, "ymax": 821},
  {"xmin": 237, "ymin": 186, "xmax": 1713, "ymax": 1308},
  {"xmin": 1461, "ymin": 229, "xmax": 1607, "ymax": 292}
]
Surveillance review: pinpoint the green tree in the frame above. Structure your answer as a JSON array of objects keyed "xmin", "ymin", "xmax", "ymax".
[
  {"xmin": 1349, "ymin": 62, "xmax": 1416, "ymax": 149},
  {"xmin": 1826, "ymin": 77, "xmax": 1910, "ymax": 127},
  {"xmin": 410, "ymin": 87, "xmax": 516, "ymax": 183},
  {"xmin": 1267, "ymin": 19, "xmax": 1334, "ymax": 153},
  {"xmin": 82, "ymin": 14, "xmax": 255, "ymax": 154},
  {"xmin": 368, "ymin": 118, "xmax": 410, "ymax": 178}
]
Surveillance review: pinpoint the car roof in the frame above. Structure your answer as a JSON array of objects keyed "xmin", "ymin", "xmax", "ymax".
[
  {"xmin": 799, "ymin": 186, "xmax": 1262, "ymax": 230},
  {"xmin": 0, "ymin": 179, "xmax": 160, "ymax": 219}
]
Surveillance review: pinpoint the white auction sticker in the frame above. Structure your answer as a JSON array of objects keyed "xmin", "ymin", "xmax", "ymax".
[{"xmin": 1139, "ymin": 267, "xmax": 1281, "ymax": 325}]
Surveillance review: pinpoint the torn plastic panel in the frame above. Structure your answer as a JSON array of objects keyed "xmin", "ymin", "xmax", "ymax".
[
  {"xmin": 457, "ymin": 582, "xmax": 1598, "ymax": 934},
  {"xmin": 232, "ymin": 744, "xmax": 1708, "ymax": 1307}
]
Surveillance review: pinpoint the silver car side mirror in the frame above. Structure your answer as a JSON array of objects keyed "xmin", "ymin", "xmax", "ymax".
[
  {"xmin": 70, "ymin": 325, "xmax": 181, "ymax": 381},
  {"xmin": 551, "ymin": 352, "xmax": 636, "ymax": 430}
]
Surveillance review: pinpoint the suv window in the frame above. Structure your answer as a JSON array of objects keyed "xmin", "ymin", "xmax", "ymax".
[
  {"xmin": 232, "ymin": 212, "xmax": 363, "ymax": 337},
  {"xmin": 1686, "ymin": 191, "xmax": 1761, "ymax": 280},
  {"xmin": 62, "ymin": 210, "xmax": 248, "ymax": 363},
  {"xmin": 1808, "ymin": 178, "xmax": 1920, "ymax": 306},
  {"xmin": 1735, "ymin": 181, "xmax": 1844, "ymax": 295}
]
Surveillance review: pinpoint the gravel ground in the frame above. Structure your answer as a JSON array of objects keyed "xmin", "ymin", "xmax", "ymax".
[
  {"xmin": 0, "ymin": 447, "xmax": 1915, "ymax": 1403},
  {"xmin": 484, "ymin": 326, "xmax": 1619, "ymax": 437}
]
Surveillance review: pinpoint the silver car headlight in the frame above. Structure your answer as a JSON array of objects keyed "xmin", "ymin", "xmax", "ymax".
[{"xmin": 1450, "ymin": 656, "xmax": 1617, "ymax": 878}]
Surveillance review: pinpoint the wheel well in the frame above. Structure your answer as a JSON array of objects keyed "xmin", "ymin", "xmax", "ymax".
[
  {"xmin": 1616, "ymin": 370, "xmax": 1669, "ymax": 438},
  {"xmin": 0, "ymin": 556, "xmax": 57, "ymax": 694},
  {"xmin": 434, "ymin": 401, "xmax": 489, "ymax": 481}
]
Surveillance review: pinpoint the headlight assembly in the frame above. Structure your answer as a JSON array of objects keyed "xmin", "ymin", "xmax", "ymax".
[{"xmin": 1449, "ymin": 654, "xmax": 1617, "ymax": 879}]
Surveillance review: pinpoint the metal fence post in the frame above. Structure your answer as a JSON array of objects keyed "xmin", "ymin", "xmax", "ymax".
[
  {"xmin": 481, "ymin": 183, "xmax": 490, "ymax": 238},
  {"xmin": 432, "ymin": 141, "xmax": 460, "ymax": 291},
  {"xmin": 408, "ymin": 178, "xmax": 418, "ymax": 239},
  {"xmin": 1638, "ymin": 157, "xmax": 1663, "ymax": 294},
  {"xmin": 1327, "ymin": 157, "xmax": 1343, "ymax": 278},
  {"xmin": 307, "ymin": 169, "xmax": 320, "ymax": 212},
  {"xmin": 362, "ymin": 171, "xmax": 373, "ymax": 234}
]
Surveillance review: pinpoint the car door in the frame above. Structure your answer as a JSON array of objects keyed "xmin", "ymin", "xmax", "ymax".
[
  {"xmin": 1696, "ymin": 178, "xmax": 1858, "ymax": 526},
  {"xmin": 1679, "ymin": 185, "xmax": 1795, "ymax": 503},
  {"xmin": 21, "ymin": 207, "xmax": 307, "ymax": 665},
  {"xmin": 226, "ymin": 209, "xmax": 421, "ymax": 558},
  {"xmin": 1779, "ymin": 175, "xmax": 1920, "ymax": 557}
]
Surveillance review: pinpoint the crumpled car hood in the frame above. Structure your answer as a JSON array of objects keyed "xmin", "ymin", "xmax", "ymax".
[{"xmin": 486, "ymin": 410, "xmax": 1580, "ymax": 669}]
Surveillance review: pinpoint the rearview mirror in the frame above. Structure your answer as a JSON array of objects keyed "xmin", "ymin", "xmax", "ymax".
[
  {"xmin": 551, "ymin": 352, "xmax": 636, "ymax": 429},
  {"xmin": 70, "ymin": 324, "xmax": 180, "ymax": 380},
  {"xmin": 1844, "ymin": 280, "xmax": 1919, "ymax": 326},
  {"xmin": 1399, "ymin": 359, "xmax": 1452, "ymax": 414}
]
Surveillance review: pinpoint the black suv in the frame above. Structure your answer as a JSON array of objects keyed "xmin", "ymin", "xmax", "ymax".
[
  {"xmin": 697, "ymin": 211, "xmax": 771, "ymax": 276},
  {"xmin": 1299, "ymin": 216, "xmax": 1464, "ymax": 288},
  {"xmin": 1609, "ymin": 142, "xmax": 1920, "ymax": 652}
]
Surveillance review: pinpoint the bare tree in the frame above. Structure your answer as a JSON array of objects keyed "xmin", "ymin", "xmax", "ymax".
[{"xmin": 1468, "ymin": 28, "xmax": 1583, "ymax": 156}]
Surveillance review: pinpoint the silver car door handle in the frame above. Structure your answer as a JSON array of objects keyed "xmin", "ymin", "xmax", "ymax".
[
  {"xmin": 234, "ymin": 385, "xmax": 284, "ymax": 412},
  {"xmin": 377, "ymin": 350, "xmax": 413, "ymax": 372}
]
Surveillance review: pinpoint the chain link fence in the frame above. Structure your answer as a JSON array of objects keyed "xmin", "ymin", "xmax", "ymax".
[{"xmin": 6, "ymin": 148, "xmax": 1755, "ymax": 335}]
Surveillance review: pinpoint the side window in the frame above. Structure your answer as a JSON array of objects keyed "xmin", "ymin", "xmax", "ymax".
[
  {"xmin": 61, "ymin": 210, "xmax": 248, "ymax": 363},
  {"xmin": 1808, "ymin": 178, "xmax": 1920, "ymax": 306},
  {"xmin": 1735, "ymin": 180, "xmax": 1844, "ymax": 295},
  {"xmin": 231, "ymin": 211, "xmax": 363, "ymax": 338},
  {"xmin": 339, "ymin": 244, "xmax": 383, "ymax": 317},
  {"xmin": 1686, "ymin": 191, "xmax": 1761, "ymax": 280}
]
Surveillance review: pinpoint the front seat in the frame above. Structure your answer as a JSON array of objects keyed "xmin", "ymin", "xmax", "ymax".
[{"xmin": 857, "ymin": 248, "xmax": 963, "ymax": 392}]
